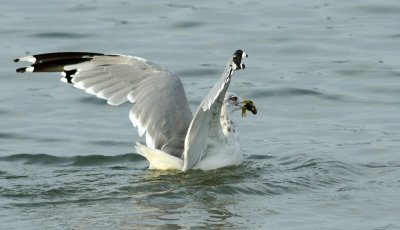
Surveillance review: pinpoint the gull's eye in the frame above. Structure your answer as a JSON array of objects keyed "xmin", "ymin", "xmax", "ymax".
[{"xmin": 230, "ymin": 96, "xmax": 238, "ymax": 102}]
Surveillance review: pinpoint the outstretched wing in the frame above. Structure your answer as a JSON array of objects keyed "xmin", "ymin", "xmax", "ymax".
[
  {"xmin": 15, "ymin": 52, "xmax": 193, "ymax": 157},
  {"xmin": 182, "ymin": 50, "xmax": 248, "ymax": 171}
]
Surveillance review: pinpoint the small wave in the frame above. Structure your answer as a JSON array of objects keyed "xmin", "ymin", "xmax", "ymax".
[
  {"xmin": 0, "ymin": 153, "xmax": 143, "ymax": 166},
  {"xmin": 287, "ymin": 157, "xmax": 365, "ymax": 176},
  {"xmin": 211, "ymin": 182, "xmax": 291, "ymax": 196},
  {"xmin": 274, "ymin": 156, "xmax": 367, "ymax": 191},
  {"xmin": 78, "ymin": 96, "xmax": 108, "ymax": 105},
  {"xmin": 0, "ymin": 132, "xmax": 33, "ymax": 140},
  {"xmin": 32, "ymin": 32, "xmax": 91, "ymax": 39},
  {"xmin": 177, "ymin": 68, "xmax": 220, "ymax": 78},
  {"xmin": 70, "ymin": 154, "xmax": 142, "ymax": 166},
  {"xmin": 246, "ymin": 154, "xmax": 275, "ymax": 160},
  {"xmin": 200, "ymin": 154, "xmax": 368, "ymax": 196},
  {"xmin": 172, "ymin": 21, "xmax": 204, "ymax": 29},
  {"xmin": 0, "ymin": 110, "xmax": 14, "ymax": 116},
  {"xmin": 247, "ymin": 87, "xmax": 343, "ymax": 101},
  {"xmin": 166, "ymin": 3, "xmax": 199, "ymax": 11},
  {"xmin": 353, "ymin": 4, "xmax": 400, "ymax": 15},
  {"xmin": 358, "ymin": 161, "xmax": 400, "ymax": 169},
  {"xmin": 11, "ymin": 196, "xmax": 133, "ymax": 208},
  {"xmin": 121, "ymin": 164, "xmax": 279, "ymax": 197}
]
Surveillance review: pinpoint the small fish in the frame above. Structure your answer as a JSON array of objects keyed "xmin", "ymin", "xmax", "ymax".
[{"xmin": 242, "ymin": 100, "xmax": 257, "ymax": 117}]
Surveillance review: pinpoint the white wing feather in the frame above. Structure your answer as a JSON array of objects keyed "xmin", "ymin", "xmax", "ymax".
[
  {"xmin": 16, "ymin": 53, "xmax": 193, "ymax": 157},
  {"xmin": 182, "ymin": 50, "xmax": 247, "ymax": 171},
  {"xmin": 73, "ymin": 56, "xmax": 193, "ymax": 156}
]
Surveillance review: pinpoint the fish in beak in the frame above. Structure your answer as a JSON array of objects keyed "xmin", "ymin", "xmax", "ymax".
[{"xmin": 241, "ymin": 100, "xmax": 257, "ymax": 117}]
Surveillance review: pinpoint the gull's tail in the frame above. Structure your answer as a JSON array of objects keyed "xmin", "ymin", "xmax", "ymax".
[{"xmin": 135, "ymin": 143, "xmax": 183, "ymax": 170}]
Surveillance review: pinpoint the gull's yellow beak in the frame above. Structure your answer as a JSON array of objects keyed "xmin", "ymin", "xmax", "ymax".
[{"xmin": 241, "ymin": 100, "xmax": 257, "ymax": 117}]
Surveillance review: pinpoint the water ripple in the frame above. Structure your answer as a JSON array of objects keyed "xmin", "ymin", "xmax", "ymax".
[
  {"xmin": 172, "ymin": 21, "xmax": 205, "ymax": 29},
  {"xmin": 246, "ymin": 87, "xmax": 343, "ymax": 101},
  {"xmin": 0, "ymin": 153, "xmax": 143, "ymax": 166},
  {"xmin": 32, "ymin": 32, "xmax": 92, "ymax": 39},
  {"xmin": 166, "ymin": 3, "xmax": 199, "ymax": 11},
  {"xmin": 0, "ymin": 132, "xmax": 32, "ymax": 140},
  {"xmin": 0, "ymin": 153, "xmax": 368, "ymax": 200}
]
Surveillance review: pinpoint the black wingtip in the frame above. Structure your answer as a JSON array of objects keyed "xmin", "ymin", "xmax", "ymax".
[
  {"xmin": 234, "ymin": 49, "xmax": 243, "ymax": 55},
  {"xmin": 16, "ymin": 67, "xmax": 27, "ymax": 73},
  {"xmin": 232, "ymin": 49, "xmax": 248, "ymax": 70},
  {"xmin": 234, "ymin": 50, "xmax": 248, "ymax": 58},
  {"xmin": 14, "ymin": 58, "xmax": 20, "ymax": 63},
  {"xmin": 64, "ymin": 69, "xmax": 77, "ymax": 84}
]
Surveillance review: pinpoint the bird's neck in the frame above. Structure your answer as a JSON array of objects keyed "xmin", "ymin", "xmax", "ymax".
[{"xmin": 220, "ymin": 105, "xmax": 238, "ymax": 137}]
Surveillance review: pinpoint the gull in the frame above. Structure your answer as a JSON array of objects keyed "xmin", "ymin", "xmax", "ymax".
[{"xmin": 14, "ymin": 50, "xmax": 257, "ymax": 171}]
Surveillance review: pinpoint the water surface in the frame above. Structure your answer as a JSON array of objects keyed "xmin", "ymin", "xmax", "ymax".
[{"xmin": 1, "ymin": 0, "xmax": 400, "ymax": 229}]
